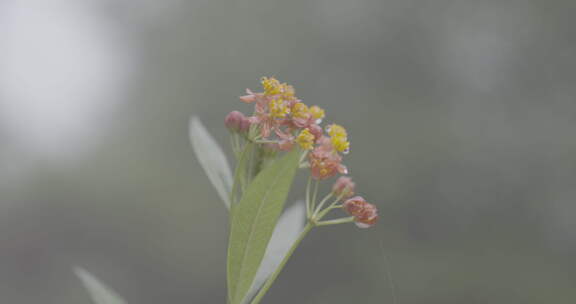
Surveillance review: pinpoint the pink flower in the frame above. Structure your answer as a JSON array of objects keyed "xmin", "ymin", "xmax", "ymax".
[
  {"xmin": 242, "ymin": 92, "xmax": 286, "ymax": 139},
  {"xmin": 225, "ymin": 111, "xmax": 245, "ymax": 132},
  {"xmin": 343, "ymin": 196, "xmax": 378, "ymax": 228},
  {"xmin": 239, "ymin": 116, "xmax": 251, "ymax": 132},
  {"xmin": 332, "ymin": 176, "xmax": 355, "ymax": 198},
  {"xmin": 343, "ymin": 196, "xmax": 366, "ymax": 214},
  {"xmin": 291, "ymin": 102, "xmax": 313, "ymax": 128},
  {"xmin": 354, "ymin": 204, "xmax": 378, "ymax": 228},
  {"xmin": 309, "ymin": 141, "xmax": 348, "ymax": 180}
]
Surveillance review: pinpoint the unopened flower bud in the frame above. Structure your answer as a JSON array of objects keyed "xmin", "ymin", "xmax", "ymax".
[
  {"xmin": 239, "ymin": 116, "xmax": 251, "ymax": 132},
  {"xmin": 354, "ymin": 203, "xmax": 378, "ymax": 228},
  {"xmin": 225, "ymin": 111, "xmax": 246, "ymax": 132},
  {"xmin": 343, "ymin": 196, "xmax": 365, "ymax": 215},
  {"xmin": 343, "ymin": 196, "xmax": 378, "ymax": 228},
  {"xmin": 332, "ymin": 176, "xmax": 355, "ymax": 198}
]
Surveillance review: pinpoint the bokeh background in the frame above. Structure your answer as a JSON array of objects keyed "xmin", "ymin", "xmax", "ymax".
[{"xmin": 1, "ymin": 0, "xmax": 575, "ymax": 303}]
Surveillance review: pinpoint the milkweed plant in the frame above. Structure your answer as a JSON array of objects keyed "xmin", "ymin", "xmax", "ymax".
[{"xmin": 73, "ymin": 77, "xmax": 379, "ymax": 304}]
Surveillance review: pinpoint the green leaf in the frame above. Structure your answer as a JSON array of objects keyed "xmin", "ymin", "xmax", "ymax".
[
  {"xmin": 230, "ymin": 143, "xmax": 254, "ymax": 205},
  {"xmin": 243, "ymin": 202, "xmax": 306, "ymax": 304},
  {"xmin": 73, "ymin": 267, "xmax": 127, "ymax": 304},
  {"xmin": 227, "ymin": 149, "xmax": 301, "ymax": 304},
  {"xmin": 189, "ymin": 117, "xmax": 234, "ymax": 209}
]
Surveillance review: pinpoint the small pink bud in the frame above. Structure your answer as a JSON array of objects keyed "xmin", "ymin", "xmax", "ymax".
[
  {"xmin": 239, "ymin": 116, "xmax": 251, "ymax": 132},
  {"xmin": 355, "ymin": 204, "xmax": 378, "ymax": 228},
  {"xmin": 332, "ymin": 176, "xmax": 355, "ymax": 198},
  {"xmin": 343, "ymin": 196, "xmax": 366, "ymax": 215},
  {"xmin": 343, "ymin": 196, "xmax": 378, "ymax": 228},
  {"xmin": 225, "ymin": 111, "xmax": 245, "ymax": 132}
]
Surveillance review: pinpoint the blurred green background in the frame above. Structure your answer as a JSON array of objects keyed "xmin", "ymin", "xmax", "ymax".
[{"xmin": 1, "ymin": 0, "xmax": 575, "ymax": 303}]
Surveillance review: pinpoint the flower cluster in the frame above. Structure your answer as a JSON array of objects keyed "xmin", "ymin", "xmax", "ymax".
[
  {"xmin": 226, "ymin": 77, "xmax": 378, "ymax": 228},
  {"xmin": 237, "ymin": 77, "xmax": 326, "ymax": 145},
  {"xmin": 233, "ymin": 77, "xmax": 350, "ymax": 179}
]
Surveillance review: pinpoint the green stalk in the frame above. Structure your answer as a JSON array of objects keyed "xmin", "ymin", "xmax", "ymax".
[
  {"xmin": 311, "ymin": 180, "xmax": 319, "ymax": 214},
  {"xmin": 305, "ymin": 176, "xmax": 312, "ymax": 218},
  {"xmin": 316, "ymin": 216, "xmax": 354, "ymax": 226},
  {"xmin": 250, "ymin": 223, "xmax": 314, "ymax": 304},
  {"xmin": 315, "ymin": 199, "xmax": 343, "ymax": 221},
  {"xmin": 312, "ymin": 193, "xmax": 333, "ymax": 218}
]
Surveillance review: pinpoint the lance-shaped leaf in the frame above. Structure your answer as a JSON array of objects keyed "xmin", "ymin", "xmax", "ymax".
[
  {"xmin": 189, "ymin": 117, "xmax": 234, "ymax": 209},
  {"xmin": 243, "ymin": 202, "xmax": 306, "ymax": 303},
  {"xmin": 73, "ymin": 267, "xmax": 127, "ymax": 304},
  {"xmin": 227, "ymin": 149, "xmax": 301, "ymax": 304}
]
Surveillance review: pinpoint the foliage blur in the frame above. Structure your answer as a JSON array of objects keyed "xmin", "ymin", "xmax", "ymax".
[{"xmin": 0, "ymin": 0, "xmax": 575, "ymax": 303}]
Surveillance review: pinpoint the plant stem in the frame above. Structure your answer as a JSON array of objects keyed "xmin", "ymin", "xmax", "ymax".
[
  {"xmin": 250, "ymin": 223, "xmax": 314, "ymax": 304},
  {"xmin": 298, "ymin": 150, "xmax": 308, "ymax": 164},
  {"xmin": 316, "ymin": 217, "xmax": 354, "ymax": 226},
  {"xmin": 312, "ymin": 193, "xmax": 333, "ymax": 218},
  {"xmin": 305, "ymin": 176, "xmax": 312, "ymax": 218},
  {"xmin": 315, "ymin": 198, "xmax": 342, "ymax": 221},
  {"xmin": 254, "ymin": 139, "xmax": 277, "ymax": 144},
  {"xmin": 311, "ymin": 180, "xmax": 319, "ymax": 214}
]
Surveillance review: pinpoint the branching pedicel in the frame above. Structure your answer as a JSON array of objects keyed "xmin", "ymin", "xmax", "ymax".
[{"xmin": 223, "ymin": 77, "xmax": 378, "ymax": 303}]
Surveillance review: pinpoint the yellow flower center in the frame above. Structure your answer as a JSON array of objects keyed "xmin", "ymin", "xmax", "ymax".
[
  {"xmin": 269, "ymin": 98, "xmax": 290, "ymax": 118},
  {"xmin": 292, "ymin": 102, "xmax": 310, "ymax": 119},
  {"xmin": 328, "ymin": 124, "xmax": 347, "ymax": 138},
  {"xmin": 261, "ymin": 77, "xmax": 295, "ymax": 101},
  {"xmin": 328, "ymin": 124, "xmax": 350, "ymax": 153},
  {"xmin": 309, "ymin": 105, "xmax": 325, "ymax": 121},
  {"xmin": 296, "ymin": 128, "xmax": 315, "ymax": 150},
  {"xmin": 261, "ymin": 77, "xmax": 282, "ymax": 96}
]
